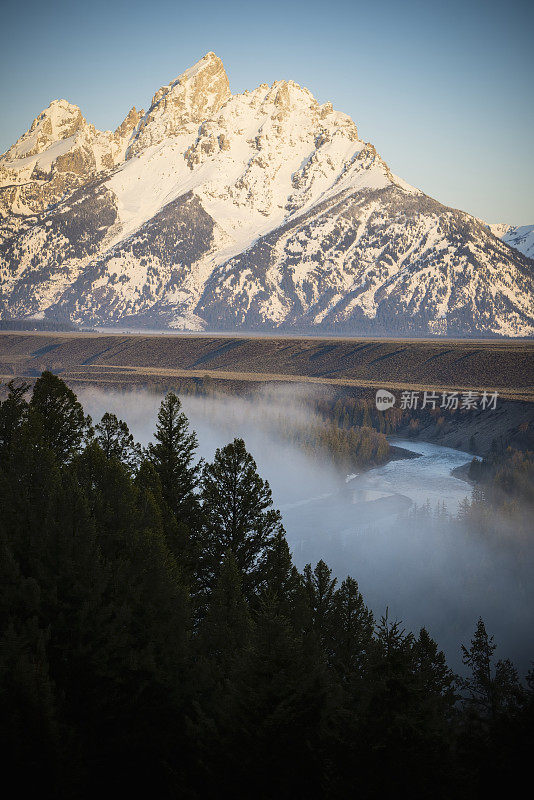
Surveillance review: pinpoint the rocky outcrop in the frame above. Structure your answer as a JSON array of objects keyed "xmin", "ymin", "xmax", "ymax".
[
  {"xmin": 126, "ymin": 52, "xmax": 231, "ymax": 157},
  {"xmin": 114, "ymin": 106, "xmax": 144, "ymax": 145},
  {"xmin": 0, "ymin": 100, "xmax": 143, "ymax": 219}
]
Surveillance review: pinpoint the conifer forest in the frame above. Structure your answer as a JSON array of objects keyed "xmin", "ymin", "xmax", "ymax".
[{"xmin": 1, "ymin": 372, "xmax": 532, "ymax": 798}]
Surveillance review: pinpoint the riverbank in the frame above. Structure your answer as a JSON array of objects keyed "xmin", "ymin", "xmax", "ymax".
[
  {"xmin": 387, "ymin": 443, "xmax": 421, "ymax": 463},
  {"xmin": 450, "ymin": 462, "xmax": 476, "ymax": 484}
]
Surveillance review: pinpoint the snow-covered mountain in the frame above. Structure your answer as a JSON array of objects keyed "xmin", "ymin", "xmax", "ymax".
[
  {"xmin": 489, "ymin": 224, "xmax": 534, "ymax": 261},
  {"xmin": 1, "ymin": 52, "xmax": 533, "ymax": 336},
  {"xmin": 0, "ymin": 99, "xmax": 143, "ymax": 220}
]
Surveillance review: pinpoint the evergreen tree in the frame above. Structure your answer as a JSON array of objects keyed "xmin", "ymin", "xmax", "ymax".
[
  {"xmin": 0, "ymin": 408, "xmax": 103, "ymax": 795},
  {"xmin": 303, "ymin": 560, "xmax": 337, "ymax": 637},
  {"xmin": 193, "ymin": 553, "xmax": 253, "ymax": 792},
  {"xmin": 459, "ymin": 620, "xmax": 526, "ymax": 796},
  {"xmin": 30, "ymin": 371, "xmax": 92, "ymax": 464},
  {"xmin": 233, "ymin": 590, "xmax": 329, "ymax": 800},
  {"xmin": 134, "ymin": 458, "xmax": 195, "ymax": 575},
  {"xmin": 199, "ymin": 438, "xmax": 283, "ymax": 597},
  {"xmin": 413, "ymin": 627, "xmax": 457, "ymax": 712},
  {"xmin": 0, "ymin": 530, "xmax": 59, "ymax": 795},
  {"xmin": 0, "ymin": 410, "xmax": 62, "ymax": 575},
  {"xmin": 260, "ymin": 528, "xmax": 304, "ymax": 623},
  {"xmin": 329, "ymin": 576, "xmax": 374, "ymax": 678},
  {"xmin": 62, "ymin": 439, "xmax": 190, "ymax": 795},
  {"xmin": 95, "ymin": 412, "xmax": 143, "ymax": 472},
  {"xmin": 147, "ymin": 392, "xmax": 200, "ymax": 519},
  {"xmin": 461, "ymin": 617, "xmax": 497, "ymax": 719},
  {"xmin": 0, "ymin": 379, "xmax": 29, "ymax": 460},
  {"xmin": 461, "ymin": 618, "xmax": 522, "ymax": 719},
  {"xmin": 197, "ymin": 551, "xmax": 252, "ymax": 671},
  {"xmin": 357, "ymin": 612, "xmax": 427, "ymax": 797}
]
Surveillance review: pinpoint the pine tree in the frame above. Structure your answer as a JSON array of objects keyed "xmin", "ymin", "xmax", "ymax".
[
  {"xmin": 0, "ymin": 617, "xmax": 58, "ymax": 794},
  {"xmin": 233, "ymin": 590, "xmax": 329, "ymax": 799},
  {"xmin": 329, "ymin": 576, "xmax": 374, "ymax": 678},
  {"xmin": 0, "ymin": 410, "xmax": 62, "ymax": 575},
  {"xmin": 95, "ymin": 412, "xmax": 143, "ymax": 472},
  {"xmin": 459, "ymin": 620, "xmax": 526, "ymax": 796},
  {"xmin": 199, "ymin": 438, "xmax": 283, "ymax": 597},
  {"xmin": 353, "ymin": 612, "xmax": 422, "ymax": 796},
  {"xmin": 260, "ymin": 528, "xmax": 303, "ymax": 620},
  {"xmin": 197, "ymin": 551, "xmax": 252, "ymax": 670},
  {"xmin": 30, "ymin": 371, "xmax": 92, "ymax": 464},
  {"xmin": 461, "ymin": 617, "xmax": 496, "ymax": 718},
  {"xmin": 192, "ymin": 551, "xmax": 253, "ymax": 793},
  {"xmin": 64, "ymin": 442, "xmax": 190, "ymax": 794},
  {"xmin": 413, "ymin": 627, "xmax": 456, "ymax": 709},
  {"xmin": 72, "ymin": 440, "xmax": 137, "ymax": 554},
  {"xmin": 303, "ymin": 560, "xmax": 337, "ymax": 637},
  {"xmin": 0, "ymin": 379, "xmax": 29, "ymax": 460},
  {"xmin": 0, "ymin": 410, "xmax": 102, "ymax": 794},
  {"xmin": 147, "ymin": 392, "xmax": 200, "ymax": 519},
  {"xmin": 461, "ymin": 618, "xmax": 521, "ymax": 720}
]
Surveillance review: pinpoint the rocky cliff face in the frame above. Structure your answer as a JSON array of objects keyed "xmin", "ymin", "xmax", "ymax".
[
  {"xmin": 0, "ymin": 97, "xmax": 144, "ymax": 221},
  {"xmin": 127, "ymin": 52, "xmax": 230, "ymax": 157},
  {"xmin": 0, "ymin": 53, "xmax": 532, "ymax": 336}
]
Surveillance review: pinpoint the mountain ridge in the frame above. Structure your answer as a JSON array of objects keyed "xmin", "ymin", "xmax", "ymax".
[
  {"xmin": 1, "ymin": 53, "xmax": 532, "ymax": 337},
  {"xmin": 488, "ymin": 223, "xmax": 534, "ymax": 260}
]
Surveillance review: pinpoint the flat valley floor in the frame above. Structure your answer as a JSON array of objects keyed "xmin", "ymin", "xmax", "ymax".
[{"xmin": 0, "ymin": 331, "xmax": 533, "ymax": 401}]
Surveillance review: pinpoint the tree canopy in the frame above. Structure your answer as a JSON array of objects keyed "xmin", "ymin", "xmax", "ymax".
[{"xmin": 0, "ymin": 374, "xmax": 532, "ymax": 799}]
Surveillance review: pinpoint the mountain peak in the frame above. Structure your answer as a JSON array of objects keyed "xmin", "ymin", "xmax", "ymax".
[
  {"xmin": 127, "ymin": 52, "xmax": 230, "ymax": 156},
  {"xmin": 4, "ymin": 99, "xmax": 85, "ymax": 161},
  {"xmin": 186, "ymin": 51, "xmax": 224, "ymax": 71},
  {"xmin": 114, "ymin": 106, "xmax": 144, "ymax": 141}
]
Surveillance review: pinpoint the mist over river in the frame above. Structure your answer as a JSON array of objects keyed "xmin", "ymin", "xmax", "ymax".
[{"xmin": 79, "ymin": 387, "xmax": 534, "ymax": 674}]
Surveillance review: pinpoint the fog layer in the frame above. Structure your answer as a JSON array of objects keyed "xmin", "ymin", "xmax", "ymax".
[{"xmin": 79, "ymin": 386, "xmax": 534, "ymax": 673}]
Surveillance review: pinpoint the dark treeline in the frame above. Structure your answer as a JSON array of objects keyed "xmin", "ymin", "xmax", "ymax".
[
  {"xmin": 0, "ymin": 318, "xmax": 76, "ymax": 332},
  {"xmin": 284, "ymin": 421, "xmax": 389, "ymax": 469},
  {"xmin": 460, "ymin": 446, "xmax": 534, "ymax": 549},
  {"xmin": 85, "ymin": 375, "xmax": 521, "ymax": 467},
  {"xmin": 468, "ymin": 446, "xmax": 534, "ymax": 512},
  {"xmin": 1, "ymin": 372, "xmax": 532, "ymax": 799},
  {"xmin": 279, "ymin": 396, "xmax": 391, "ymax": 468},
  {"xmin": 162, "ymin": 376, "xmax": 491, "ymax": 443},
  {"xmin": 234, "ymin": 403, "xmax": 390, "ymax": 470},
  {"xmin": 78, "ymin": 378, "xmax": 393, "ymax": 471},
  {"xmin": 70, "ymin": 374, "xmax": 528, "ymax": 470}
]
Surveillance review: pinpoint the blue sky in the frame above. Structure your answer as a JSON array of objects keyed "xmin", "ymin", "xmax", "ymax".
[{"xmin": 1, "ymin": 0, "xmax": 532, "ymax": 224}]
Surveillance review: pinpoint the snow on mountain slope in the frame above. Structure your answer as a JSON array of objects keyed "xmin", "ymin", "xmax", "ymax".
[
  {"xmin": 196, "ymin": 189, "xmax": 533, "ymax": 337},
  {"xmin": 0, "ymin": 53, "xmax": 532, "ymax": 337},
  {"xmin": 490, "ymin": 224, "xmax": 534, "ymax": 260},
  {"xmin": 0, "ymin": 99, "xmax": 143, "ymax": 219}
]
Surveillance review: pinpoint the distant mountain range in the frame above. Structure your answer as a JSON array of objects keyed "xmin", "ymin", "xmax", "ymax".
[
  {"xmin": 1, "ymin": 53, "xmax": 532, "ymax": 336},
  {"xmin": 488, "ymin": 224, "xmax": 534, "ymax": 260}
]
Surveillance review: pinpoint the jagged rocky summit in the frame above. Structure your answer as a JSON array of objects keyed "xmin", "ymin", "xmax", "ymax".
[{"xmin": 1, "ymin": 52, "xmax": 532, "ymax": 336}]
